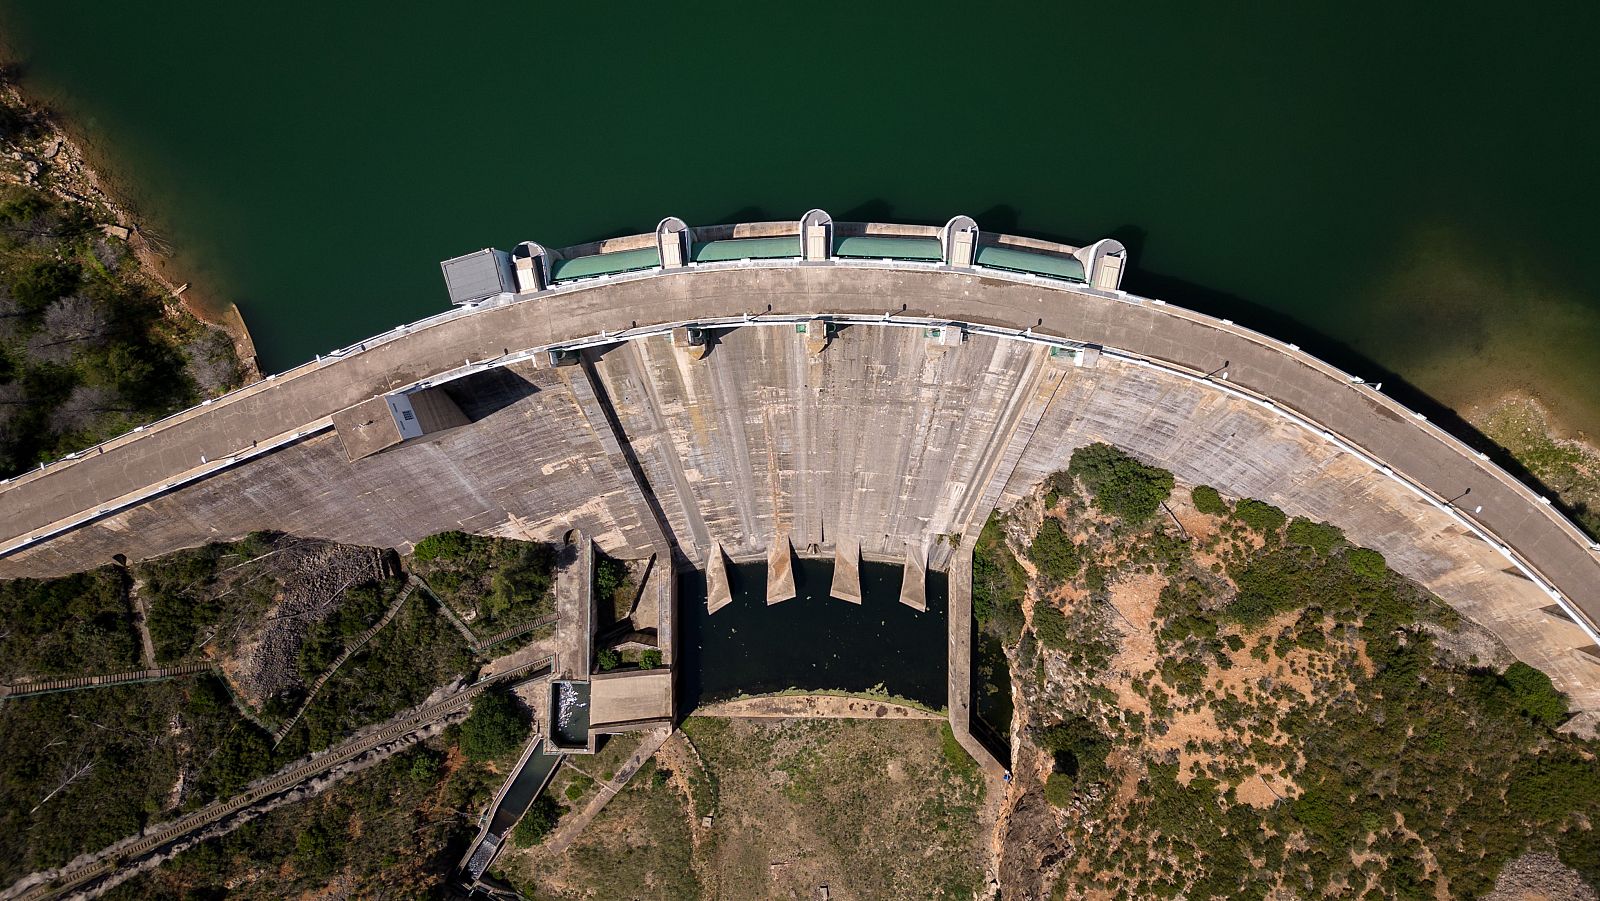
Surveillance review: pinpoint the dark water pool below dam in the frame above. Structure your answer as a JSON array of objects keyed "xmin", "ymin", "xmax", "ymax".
[{"xmin": 677, "ymin": 559, "xmax": 950, "ymax": 711}]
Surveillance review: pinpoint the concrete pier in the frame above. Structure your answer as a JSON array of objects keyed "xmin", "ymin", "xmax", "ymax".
[
  {"xmin": 767, "ymin": 536, "xmax": 796, "ymax": 605},
  {"xmin": 830, "ymin": 538, "xmax": 862, "ymax": 604},
  {"xmin": 706, "ymin": 542, "xmax": 732, "ymax": 614},
  {"xmin": 900, "ymin": 545, "xmax": 928, "ymax": 612}
]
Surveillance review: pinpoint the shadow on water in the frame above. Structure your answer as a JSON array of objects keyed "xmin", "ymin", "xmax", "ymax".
[
  {"xmin": 676, "ymin": 558, "xmax": 948, "ymax": 713},
  {"xmin": 970, "ymin": 623, "xmax": 1013, "ymax": 766}
]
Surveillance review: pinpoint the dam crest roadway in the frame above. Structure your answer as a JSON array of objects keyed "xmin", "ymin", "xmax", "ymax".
[{"xmin": 1, "ymin": 211, "xmax": 1597, "ymax": 746}]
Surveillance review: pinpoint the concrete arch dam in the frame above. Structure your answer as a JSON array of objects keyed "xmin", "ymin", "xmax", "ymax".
[{"xmin": 1, "ymin": 218, "xmax": 1597, "ymax": 716}]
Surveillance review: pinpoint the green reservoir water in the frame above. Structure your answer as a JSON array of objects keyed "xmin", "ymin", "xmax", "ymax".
[{"xmin": 4, "ymin": 3, "xmax": 1600, "ymax": 433}]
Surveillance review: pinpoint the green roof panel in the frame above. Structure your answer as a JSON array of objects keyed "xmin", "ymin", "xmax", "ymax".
[
  {"xmin": 974, "ymin": 245, "xmax": 1086, "ymax": 282},
  {"xmin": 691, "ymin": 236, "xmax": 802, "ymax": 262},
  {"xmin": 832, "ymin": 235, "xmax": 944, "ymax": 261},
  {"xmin": 550, "ymin": 247, "xmax": 662, "ymax": 281}
]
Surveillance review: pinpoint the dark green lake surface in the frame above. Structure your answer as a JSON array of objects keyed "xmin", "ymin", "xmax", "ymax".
[
  {"xmin": 676, "ymin": 560, "xmax": 948, "ymax": 710},
  {"xmin": 4, "ymin": 3, "xmax": 1600, "ymax": 432}
]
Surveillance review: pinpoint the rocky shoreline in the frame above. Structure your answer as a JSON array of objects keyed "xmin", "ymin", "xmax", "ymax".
[{"xmin": 0, "ymin": 76, "xmax": 260, "ymax": 380}]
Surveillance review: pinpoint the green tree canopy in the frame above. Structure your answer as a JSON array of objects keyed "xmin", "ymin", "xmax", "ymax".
[
  {"xmin": 1066, "ymin": 443, "xmax": 1174, "ymax": 522},
  {"xmin": 459, "ymin": 689, "xmax": 529, "ymax": 761}
]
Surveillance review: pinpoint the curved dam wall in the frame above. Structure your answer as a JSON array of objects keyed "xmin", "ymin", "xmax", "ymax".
[{"xmin": 1, "ymin": 219, "xmax": 1597, "ymax": 715}]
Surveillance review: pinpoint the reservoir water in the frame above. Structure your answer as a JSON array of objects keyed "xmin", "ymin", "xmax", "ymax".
[
  {"xmin": 676, "ymin": 559, "xmax": 948, "ymax": 711},
  {"xmin": 4, "ymin": 3, "xmax": 1600, "ymax": 436}
]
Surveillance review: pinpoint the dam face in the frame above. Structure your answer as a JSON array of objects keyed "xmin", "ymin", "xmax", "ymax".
[{"xmin": 2, "ymin": 219, "xmax": 1598, "ymax": 722}]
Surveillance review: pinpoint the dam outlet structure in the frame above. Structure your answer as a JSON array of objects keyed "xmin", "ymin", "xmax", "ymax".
[{"xmin": 2, "ymin": 211, "xmax": 1599, "ymax": 765}]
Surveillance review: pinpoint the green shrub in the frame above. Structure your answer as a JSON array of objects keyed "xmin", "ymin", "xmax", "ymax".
[
  {"xmin": 1503, "ymin": 661, "xmax": 1568, "ymax": 726},
  {"xmin": 1347, "ymin": 547, "xmax": 1387, "ymax": 581},
  {"xmin": 1036, "ymin": 717, "xmax": 1111, "ymax": 784},
  {"xmin": 1191, "ymin": 485, "xmax": 1228, "ymax": 516},
  {"xmin": 409, "ymin": 532, "xmax": 557, "ymax": 631},
  {"xmin": 1043, "ymin": 772, "xmax": 1075, "ymax": 808},
  {"xmin": 8, "ymin": 257, "xmax": 79, "ymax": 313},
  {"xmin": 1066, "ymin": 443, "xmax": 1174, "ymax": 522},
  {"xmin": 1029, "ymin": 518, "xmax": 1081, "ymax": 585},
  {"xmin": 597, "ymin": 648, "xmax": 621, "ymax": 671},
  {"xmin": 459, "ymin": 689, "xmax": 528, "ymax": 761},
  {"xmin": 1033, "ymin": 602, "xmax": 1071, "ymax": 650},
  {"xmin": 412, "ymin": 530, "xmax": 473, "ymax": 562},
  {"xmin": 512, "ymin": 795, "xmax": 561, "ymax": 847},
  {"xmin": 1286, "ymin": 517, "xmax": 1344, "ymax": 554},
  {"xmin": 640, "ymin": 649, "xmax": 662, "ymax": 669},
  {"xmin": 595, "ymin": 555, "xmax": 629, "ymax": 603},
  {"xmin": 1233, "ymin": 499, "xmax": 1286, "ymax": 535}
]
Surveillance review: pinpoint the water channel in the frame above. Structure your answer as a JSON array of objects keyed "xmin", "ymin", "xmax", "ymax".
[{"xmin": 676, "ymin": 559, "xmax": 948, "ymax": 712}]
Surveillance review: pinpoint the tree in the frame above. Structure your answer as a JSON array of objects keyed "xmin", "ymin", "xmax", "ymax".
[
  {"xmin": 973, "ymin": 513, "xmax": 1026, "ymax": 643},
  {"xmin": 459, "ymin": 689, "xmax": 528, "ymax": 761},
  {"xmin": 1028, "ymin": 518, "xmax": 1081, "ymax": 585},
  {"xmin": 1347, "ymin": 547, "xmax": 1387, "ymax": 581},
  {"xmin": 1233, "ymin": 499, "xmax": 1286, "ymax": 535},
  {"xmin": 1503, "ymin": 661, "xmax": 1568, "ymax": 726},
  {"xmin": 1286, "ymin": 517, "xmax": 1343, "ymax": 554},
  {"xmin": 640, "ymin": 649, "xmax": 662, "ymax": 669},
  {"xmin": 1066, "ymin": 443, "xmax": 1174, "ymax": 522},
  {"xmin": 1033, "ymin": 602, "xmax": 1071, "ymax": 650},
  {"xmin": 512, "ymin": 795, "xmax": 561, "ymax": 847},
  {"xmin": 1191, "ymin": 485, "xmax": 1228, "ymax": 516},
  {"xmin": 597, "ymin": 648, "xmax": 621, "ymax": 671},
  {"xmin": 8, "ymin": 258, "xmax": 79, "ymax": 314}
]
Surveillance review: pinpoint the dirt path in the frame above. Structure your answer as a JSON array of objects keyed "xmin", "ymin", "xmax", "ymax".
[
  {"xmin": 694, "ymin": 694, "xmax": 942, "ymax": 720},
  {"xmin": 542, "ymin": 727, "xmax": 670, "ymax": 855},
  {"xmin": 129, "ymin": 580, "xmax": 158, "ymax": 670}
]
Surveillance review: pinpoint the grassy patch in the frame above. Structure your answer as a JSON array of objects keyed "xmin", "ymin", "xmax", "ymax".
[
  {"xmin": 277, "ymin": 591, "xmax": 476, "ymax": 758},
  {"xmin": 409, "ymin": 531, "xmax": 557, "ymax": 637}
]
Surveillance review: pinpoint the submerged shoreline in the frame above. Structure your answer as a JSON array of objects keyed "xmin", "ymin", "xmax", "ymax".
[{"xmin": 0, "ymin": 77, "xmax": 260, "ymax": 380}]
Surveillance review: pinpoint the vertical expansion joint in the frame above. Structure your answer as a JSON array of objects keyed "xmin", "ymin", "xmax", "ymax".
[{"xmin": 800, "ymin": 209, "xmax": 834, "ymax": 261}]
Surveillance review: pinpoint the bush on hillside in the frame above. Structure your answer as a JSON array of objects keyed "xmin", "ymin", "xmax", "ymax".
[
  {"xmin": 1066, "ymin": 443, "xmax": 1174, "ymax": 523},
  {"xmin": 1033, "ymin": 602, "xmax": 1071, "ymax": 651},
  {"xmin": 1286, "ymin": 517, "xmax": 1344, "ymax": 555},
  {"xmin": 1347, "ymin": 547, "xmax": 1388, "ymax": 581},
  {"xmin": 1233, "ymin": 498, "xmax": 1287, "ymax": 535},
  {"xmin": 512, "ymin": 795, "xmax": 561, "ymax": 847},
  {"xmin": 1191, "ymin": 485, "xmax": 1228, "ymax": 516},
  {"xmin": 1028, "ymin": 518, "xmax": 1081, "ymax": 585},
  {"xmin": 459, "ymin": 689, "xmax": 528, "ymax": 761}
]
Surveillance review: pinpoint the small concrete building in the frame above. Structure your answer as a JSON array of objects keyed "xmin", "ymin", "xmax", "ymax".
[
  {"xmin": 332, "ymin": 387, "xmax": 470, "ymax": 461},
  {"xmin": 440, "ymin": 248, "xmax": 516, "ymax": 304}
]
